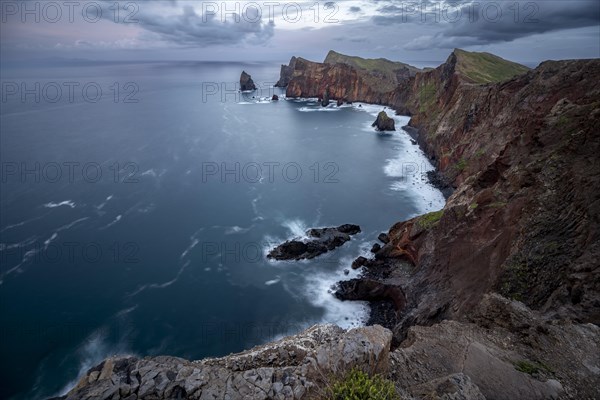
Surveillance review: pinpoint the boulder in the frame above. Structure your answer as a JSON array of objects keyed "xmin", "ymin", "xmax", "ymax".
[
  {"xmin": 371, "ymin": 243, "xmax": 382, "ymax": 253},
  {"xmin": 372, "ymin": 111, "xmax": 395, "ymax": 131},
  {"xmin": 377, "ymin": 233, "xmax": 390, "ymax": 244},
  {"xmin": 240, "ymin": 71, "xmax": 257, "ymax": 91},
  {"xmin": 336, "ymin": 99, "xmax": 343, "ymax": 107},
  {"xmin": 351, "ymin": 256, "xmax": 368, "ymax": 269},
  {"xmin": 272, "ymin": 94, "xmax": 279, "ymax": 101}
]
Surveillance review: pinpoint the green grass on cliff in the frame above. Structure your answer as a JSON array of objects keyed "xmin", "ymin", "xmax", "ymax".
[
  {"xmin": 325, "ymin": 50, "xmax": 420, "ymax": 75},
  {"xmin": 417, "ymin": 210, "xmax": 444, "ymax": 230},
  {"xmin": 326, "ymin": 368, "xmax": 399, "ymax": 400},
  {"xmin": 453, "ymin": 49, "xmax": 530, "ymax": 84}
]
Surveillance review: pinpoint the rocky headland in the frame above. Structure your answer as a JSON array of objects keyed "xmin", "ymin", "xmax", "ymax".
[{"xmin": 58, "ymin": 50, "xmax": 600, "ymax": 399}]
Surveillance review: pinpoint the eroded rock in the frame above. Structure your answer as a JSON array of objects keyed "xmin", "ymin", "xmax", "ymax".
[
  {"xmin": 267, "ymin": 224, "xmax": 360, "ymax": 261},
  {"xmin": 60, "ymin": 325, "xmax": 392, "ymax": 400}
]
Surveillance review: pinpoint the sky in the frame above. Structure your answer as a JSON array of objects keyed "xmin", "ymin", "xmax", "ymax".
[{"xmin": 1, "ymin": 0, "xmax": 599, "ymax": 67}]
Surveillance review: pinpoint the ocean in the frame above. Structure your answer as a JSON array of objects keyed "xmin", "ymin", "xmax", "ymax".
[{"xmin": 0, "ymin": 61, "xmax": 444, "ymax": 399}]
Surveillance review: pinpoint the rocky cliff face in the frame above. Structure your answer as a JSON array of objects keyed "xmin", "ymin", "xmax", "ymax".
[
  {"xmin": 280, "ymin": 50, "xmax": 600, "ymax": 397},
  {"xmin": 281, "ymin": 49, "xmax": 599, "ymax": 327},
  {"xmin": 377, "ymin": 57, "xmax": 600, "ymax": 328},
  {"xmin": 55, "ymin": 325, "xmax": 392, "ymax": 400}
]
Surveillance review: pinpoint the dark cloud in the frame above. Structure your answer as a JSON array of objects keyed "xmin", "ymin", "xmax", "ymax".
[
  {"xmin": 349, "ymin": 6, "xmax": 362, "ymax": 13},
  {"xmin": 104, "ymin": 2, "xmax": 275, "ymax": 47},
  {"xmin": 372, "ymin": 0, "xmax": 600, "ymax": 49}
]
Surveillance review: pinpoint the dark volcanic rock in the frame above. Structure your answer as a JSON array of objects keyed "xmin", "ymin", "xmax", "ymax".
[
  {"xmin": 321, "ymin": 89, "xmax": 330, "ymax": 107},
  {"xmin": 335, "ymin": 279, "xmax": 406, "ymax": 313},
  {"xmin": 372, "ymin": 111, "xmax": 396, "ymax": 131},
  {"xmin": 271, "ymin": 94, "xmax": 279, "ymax": 101},
  {"xmin": 377, "ymin": 233, "xmax": 390, "ymax": 244},
  {"xmin": 371, "ymin": 243, "xmax": 382, "ymax": 253},
  {"xmin": 267, "ymin": 224, "xmax": 360, "ymax": 260},
  {"xmin": 240, "ymin": 70, "xmax": 256, "ymax": 91},
  {"xmin": 351, "ymin": 256, "xmax": 368, "ymax": 269},
  {"xmin": 426, "ymin": 170, "xmax": 454, "ymax": 199},
  {"xmin": 337, "ymin": 99, "xmax": 343, "ymax": 106},
  {"xmin": 274, "ymin": 56, "xmax": 297, "ymax": 87}
]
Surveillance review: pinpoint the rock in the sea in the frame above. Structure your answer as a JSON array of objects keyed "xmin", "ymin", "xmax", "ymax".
[
  {"xmin": 321, "ymin": 89, "xmax": 329, "ymax": 107},
  {"xmin": 60, "ymin": 324, "xmax": 393, "ymax": 400},
  {"xmin": 267, "ymin": 224, "xmax": 360, "ymax": 260},
  {"xmin": 371, "ymin": 243, "xmax": 382, "ymax": 253},
  {"xmin": 272, "ymin": 94, "xmax": 279, "ymax": 101},
  {"xmin": 377, "ymin": 232, "xmax": 390, "ymax": 244},
  {"xmin": 372, "ymin": 111, "xmax": 395, "ymax": 131},
  {"xmin": 336, "ymin": 99, "xmax": 343, "ymax": 107},
  {"xmin": 240, "ymin": 70, "xmax": 257, "ymax": 91},
  {"xmin": 351, "ymin": 256, "xmax": 368, "ymax": 269},
  {"xmin": 335, "ymin": 279, "xmax": 406, "ymax": 312}
]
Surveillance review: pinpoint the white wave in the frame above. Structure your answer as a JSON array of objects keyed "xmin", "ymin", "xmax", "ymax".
[
  {"xmin": 0, "ymin": 236, "xmax": 38, "ymax": 252},
  {"xmin": 57, "ymin": 325, "xmax": 134, "ymax": 397},
  {"xmin": 237, "ymin": 101, "xmax": 253, "ymax": 105},
  {"xmin": 44, "ymin": 233, "xmax": 58, "ymax": 249},
  {"xmin": 128, "ymin": 260, "xmax": 190, "ymax": 297},
  {"xmin": 265, "ymin": 277, "xmax": 281, "ymax": 286},
  {"xmin": 44, "ymin": 200, "xmax": 75, "ymax": 209},
  {"xmin": 303, "ymin": 271, "xmax": 369, "ymax": 330},
  {"xmin": 180, "ymin": 238, "xmax": 199, "ymax": 259},
  {"xmin": 96, "ymin": 195, "xmax": 114, "ymax": 210},
  {"xmin": 225, "ymin": 225, "xmax": 251, "ymax": 235},
  {"xmin": 115, "ymin": 304, "xmax": 138, "ymax": 317},
  {"xmin": 100, "ymin": 215, "xmax": 122, "ymax": 230},
  {"xmin": 262, "ymin": 234, "xmax": 281, "ymax": 259},
  {"xmin": 141, "ymin": 169, "xmax": 157, "ymax": 177},
  {"xmin": 298, "ymin": 106, "xmax": 340, "ymax": 112},
  {"xmin": 56, "ymin": 217, "xmax": 89, "ymax": 233},
  {"xmin": 0, "ymin": 214, "xmax": 48, "ymax": 233},
  {"xmin": 350, "ymin": 105, "xmax": 446, "ymax": 214},
  {"xmin": 282, "ymin": 219, "xmax": 309, "ymax": 240}
]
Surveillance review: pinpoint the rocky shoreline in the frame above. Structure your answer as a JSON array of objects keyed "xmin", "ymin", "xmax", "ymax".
[{"xmin": 57, "ymin": 50, "xmax": 600, "ymax": 399}]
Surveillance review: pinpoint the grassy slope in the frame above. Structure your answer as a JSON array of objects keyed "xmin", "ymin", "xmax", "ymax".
[
  {"xmin": 324, "ymin": 50, "xmax": 421, "ymax": 75},
  {"xmin": 453, "ymin": 49, "xmax": 530, "ymax": 84}
]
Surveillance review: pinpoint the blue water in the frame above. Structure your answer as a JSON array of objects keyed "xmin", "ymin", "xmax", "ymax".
[{"xmin": 0, "ymin": 61, "xmax": 444, "ymax": 399}]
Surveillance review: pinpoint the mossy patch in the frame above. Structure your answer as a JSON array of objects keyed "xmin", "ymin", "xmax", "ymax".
[
  {"xmin": 514, "ymin": 360, "xmax": 554, "ymax": 375},
  {"xmin": 417, "ymin": 210, "xmax": 444, "ymax": 230},
  {"xmin": 455, "ymin": 158, "xmax": 468, "ymax": 171}
]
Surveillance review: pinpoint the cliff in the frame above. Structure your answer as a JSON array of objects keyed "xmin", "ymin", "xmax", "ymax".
[
  {"xmin": 56, "ymin": 325, "xmax": 393, "ymax": 400},
  {"xmin": 282, "ymin": 50, "xmax": 600, "ymax": 397},
  {"xmin": 57, "ymin": 51, "xmax": 600, "ymax": 399},
  {"xmin": 280, "ymin": 49, "xmax": 599, "ymax": 324}
]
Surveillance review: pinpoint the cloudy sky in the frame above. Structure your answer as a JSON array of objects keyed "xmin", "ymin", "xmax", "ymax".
[{"xmin": 1, "ymin": 0, "xmax": 599, "ymax": 66}]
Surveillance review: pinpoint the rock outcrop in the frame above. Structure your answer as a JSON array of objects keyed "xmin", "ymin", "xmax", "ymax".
[
  {"xmin": 390, "ymin": 294, "xmax": 600, "ymax": 400},
  {"xmin": 274, "ymin": 56, "xmax": 297, "ymax": 87},
  {"xmin": 267, "ymin": 224, "xmax": 360, "ymax": 260},
  {"xmin": 372, "ymin": 111, "xmax": 395, "ymax": 131},
  {"xmin": 57, "ymin": 324, "xmax": 393, "ymax": 400},
  {"xmin": 240, "ymin": 71, "xmax": 256, "ymax": 91}
]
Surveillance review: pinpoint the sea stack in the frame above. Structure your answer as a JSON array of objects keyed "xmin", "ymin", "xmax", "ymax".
[
  {"xmin": 320, "ymin": 89, "xmax": 330, "ymax": 107},
  {"xmin": 240, "ymin": 71, "xmax": 256, "ymax": 91},
  {"xmin": 372, "ymin": 111, "xmax": 396, "ymax": 131}
]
